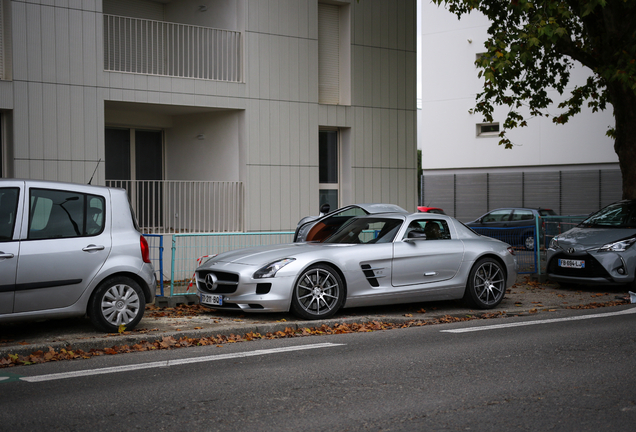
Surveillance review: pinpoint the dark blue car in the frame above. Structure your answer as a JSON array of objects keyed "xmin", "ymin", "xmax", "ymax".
[{"xmin": 467, "ymin": 207, "xmax": 558, "ymax": 250}]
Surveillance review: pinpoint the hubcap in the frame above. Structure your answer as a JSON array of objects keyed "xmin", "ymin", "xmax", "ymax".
[
  {"xmin": 474, "ymin": 263, "xmax": 504, "ymax": 305},
  {"xmin": 100, "ymin": 284, "xmax": 141, "ymax": 326},
  {"xmin": 296, "ymin": 268, "xmax": 340, "ymax": 316}
]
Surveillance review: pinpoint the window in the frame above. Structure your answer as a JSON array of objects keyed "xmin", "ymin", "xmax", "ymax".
[
  {"xmin": 0, "ymin": 187, "xmax": 18, "ymax": 241},
  {"xmin": 319, "ymin": 130, "xmax": 339, "ymax": 210},
  {"xmin": 477, "ymin": 123, "xmax": 500, "ymax": 137},
  {"xmin": 28, "ymin": 189, "xmax": 105, "ymax": 240},
  {"xmin": 482, "ymin": 209, "xmax": 511, "ymax": 223},
  {"xmin": 106, "ymin": 127, "xmax": 163, "ymax": 227},
  {"xmin": 404, "ymin": 220, "xmax": 451, "ymax": 240},
  {"xmin": 511, "ymin": 209, "xmax": 534, "ymax": 221}
]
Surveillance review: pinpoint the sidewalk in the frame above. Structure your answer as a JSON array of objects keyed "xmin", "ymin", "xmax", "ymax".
[{"xmin": 0, "ymin": 275, "xmax": 632, "ymax": 360}]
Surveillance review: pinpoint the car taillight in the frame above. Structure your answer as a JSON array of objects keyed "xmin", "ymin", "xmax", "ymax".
[
  {"xmin": 140, "ymin": 235, "xmax": 151, "ymax": 263},
  {"xmin": 507, "ymin": 247, "xmax": 515, "ymax": 256}
]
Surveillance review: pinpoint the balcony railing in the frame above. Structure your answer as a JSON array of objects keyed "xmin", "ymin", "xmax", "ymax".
[
  {"xmin": 106, "ymin": 180, "xmax": 244, "ymax": 233},
  {"xmin": 104, "ymin": 14, "xmax": 242, "ymax": 82}
]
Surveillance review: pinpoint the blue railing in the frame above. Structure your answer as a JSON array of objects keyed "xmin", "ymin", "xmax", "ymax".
[{"xmin": 143, "ymin": 234, "xmax": 165, "ymax": 296}]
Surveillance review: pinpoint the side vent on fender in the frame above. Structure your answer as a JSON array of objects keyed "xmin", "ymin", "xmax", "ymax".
[{"xmin": 360, "ymin": 263, "xmax": 386, "ymax": 287}]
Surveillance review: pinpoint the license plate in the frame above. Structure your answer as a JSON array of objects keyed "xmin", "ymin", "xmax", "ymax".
[
  {"xmin": 558, "ymin": 259, "xmax": 585, "ymax": 269},
  {"xmin": 201, "ymin": 293, "xmax": 223, "ymax": 306}
]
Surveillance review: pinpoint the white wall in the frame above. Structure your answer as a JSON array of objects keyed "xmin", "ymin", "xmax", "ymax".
[
  {"xmin": 166, "ymin": 110, "xmax": 241, "ymax": 181},
  {"xmin": 420, "ymin": 1, "xmax": 617, "ymax": 171}
]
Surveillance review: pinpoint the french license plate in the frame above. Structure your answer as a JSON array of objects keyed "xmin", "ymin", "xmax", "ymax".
[
  {"xmin": 558, "ymin": 259, "xmax": 585, "ymax": 269},
  {"xmin": 201, "ymin": 293, "xmax": 223, "ymax": 306}
]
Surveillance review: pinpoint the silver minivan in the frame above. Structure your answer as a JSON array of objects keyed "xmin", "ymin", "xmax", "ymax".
[{"xmin": 0, "ymin": 179, "xmax": 156, "ymax": 332}]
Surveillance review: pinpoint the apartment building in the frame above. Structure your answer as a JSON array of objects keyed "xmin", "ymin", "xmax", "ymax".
[
  {"xmin": 0, "ymin": 0, "xmax": 417, "ymax": 232},
  {"xmin": 419, "ymin": 1, "xmax": 620, "ymax": 221}
]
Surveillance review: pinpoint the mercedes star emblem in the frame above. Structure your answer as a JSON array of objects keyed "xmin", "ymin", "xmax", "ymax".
[{"xmin": 205, "ymin": 272, "xmax": 218, "ymax": 291}]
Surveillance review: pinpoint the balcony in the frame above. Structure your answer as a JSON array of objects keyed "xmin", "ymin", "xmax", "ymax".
[
  {"xmin": 106, "ymin": 180, "xmax": 244, "ymax": 234},
  {"xmin": 103, "ymin": 14, "xmax": 242, "ymax": 82}
]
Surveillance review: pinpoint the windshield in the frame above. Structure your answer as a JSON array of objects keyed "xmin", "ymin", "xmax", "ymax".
[
  {"xmin": 324, "ymin": 217, "xmax": 404, "ymax": 244},
  {"xmin": 581, "ymin": 201, "xmax": 636, "ymax": 228}
]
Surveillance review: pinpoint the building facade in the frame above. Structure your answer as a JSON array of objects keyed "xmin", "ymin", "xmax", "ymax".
[
  {"xmin": 419, "ymin": 1, "xmax": 620, "ymax": 221},
  {"xmin": 0, "ymin": 0, "xmax": 417, "ymax": 232}
]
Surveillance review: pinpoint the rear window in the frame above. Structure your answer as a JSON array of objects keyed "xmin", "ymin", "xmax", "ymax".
[
  {"xmin": 539, "ymin": 209, "xmax": 557, "ymax": 216},
  {"xmin": 28, "ymin": 188, "xmax": 106, "ymax": 239}
]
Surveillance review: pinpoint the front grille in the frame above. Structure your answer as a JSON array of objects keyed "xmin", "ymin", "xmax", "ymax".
[
  {"xmin": 197, "ymin": 269, "xmax": 240, "ymax": 294},
  {"xmin": 547, "ymin": 252, "xmax": 611, "ymax": 279}
]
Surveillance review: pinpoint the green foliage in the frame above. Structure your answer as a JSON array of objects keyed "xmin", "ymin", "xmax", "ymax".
[{"xmin": 432, "ymin": 0, "xmax": 636, "ymax": 148}]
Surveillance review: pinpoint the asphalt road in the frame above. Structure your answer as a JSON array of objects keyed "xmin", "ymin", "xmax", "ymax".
[{"xmin": 1, "ymin": 305, "xmax": 635, "ymax": 431}]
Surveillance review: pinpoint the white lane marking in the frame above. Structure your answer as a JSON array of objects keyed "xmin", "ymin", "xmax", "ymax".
[
  {"xmin": 20, "ymin": 342, "xmax": 344, "ymax": 383},
  {"xmin": 441, "ymin": 307, "xmax": 636, "ymax": 333}
]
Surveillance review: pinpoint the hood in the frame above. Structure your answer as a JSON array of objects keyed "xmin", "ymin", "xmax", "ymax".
[
  {"xmin": 554, "ymin": 227, "xmax": 636, "ymax": 250},
  {"xmin": 205, "ymin": 242, "xmax": 347, "ymax": 266}
]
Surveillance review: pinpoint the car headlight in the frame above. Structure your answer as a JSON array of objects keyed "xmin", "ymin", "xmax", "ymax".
[
  {"xmin": 549, "ymin": 237, "xmax": 560, "ymax": 250},
  {"xmin": 599, "ymin": 237, "xmax": 636, "ymax": 252},
  {"xmin": 253, "ymin": 258, "xmax": 296, "ymax": 279}
]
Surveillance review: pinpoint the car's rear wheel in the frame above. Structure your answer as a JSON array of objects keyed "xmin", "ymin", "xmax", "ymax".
[
  {"xmin": 89, "ymin": 276, "xmax": 145, "ymax": 332},
  {"xmin": 290, "ymin": 264, "xmax": 344, "ymax": 319},
  {"xmin": 464, "ymin": 258, "xmax": 506, "ymax": 309},
  {"xmin": 524, "ymin": 233, "xmax": 535, "ymax": 250}
]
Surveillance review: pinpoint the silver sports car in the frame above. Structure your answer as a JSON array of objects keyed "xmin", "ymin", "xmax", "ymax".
[{"xmin": 195, "ymin": 212, "xmax": 518, "ymax": 319}]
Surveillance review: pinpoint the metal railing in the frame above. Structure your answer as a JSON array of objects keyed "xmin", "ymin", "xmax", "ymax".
[
  {"xmin": 469, "ymin": 226, "xmax": 538, "ymax": 274},
  {"xmin": 539, "ymin": 215, "xmax": 587, "ymax": 274},
  {"xmin": 170, "ymin": 232, "xmax": 295, "ymax": 295},
  {"xmin": 104, "ymin": 14, "xmax": 242, "ymax": 82},
  {"xmin": 143, "ymin": 234, "xmax": 165, "ymax": 296},
  {"xmin": 106, "ymin": 180, "xmax": 244, "ymax": 234}
]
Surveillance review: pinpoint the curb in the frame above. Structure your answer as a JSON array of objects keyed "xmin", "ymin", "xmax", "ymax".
[{"xmin": 0, "ymin": 308, "xmax": 536, "ymax": 359}]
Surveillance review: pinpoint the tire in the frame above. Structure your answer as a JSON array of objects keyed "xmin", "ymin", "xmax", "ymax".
[
  {"xmin": 89, "ymin": 276, "xmax": 145, "ymax": 332},
  {"xmin": 463, "ymin": 258, "xmax": 506, "ymax": 309},
  {"xmin": 524, "ymin": 233, "xmax": 535, "ymax": 250},
  {"xmin": 290, "ymin": 264, "xmax": 345, "ymax": 320}
]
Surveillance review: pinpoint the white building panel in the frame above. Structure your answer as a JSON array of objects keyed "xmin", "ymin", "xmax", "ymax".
[
  {"xmin": 56, "ymin": 84, "xmax": 72, "ymax": 160},
  {"xmin": 42, "ymin": 83, "xmax": 57, "ymax": 159},
  {"xmin": 27, "ymin": 82, "xmax": 44, "ymax": 160},
  {"xmin": 54, "ymin": 7, "xmax": 71, "ymax": 85},
  {"xmin": 68, "ymin": 8, "xmax": 83, "ymax": 85}
]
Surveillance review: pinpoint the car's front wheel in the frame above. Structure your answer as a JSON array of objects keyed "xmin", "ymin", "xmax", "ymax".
[
  {"xmin": 463, "ymin": 258, "xmax": 506, "ymax": 309},
  {"xmin": 290, "ymin": 264, "xmax": 344, "ymax": 319},
  {"xmin": 89, "ymin": 276, "xmax": 146, "ymax": 332}
]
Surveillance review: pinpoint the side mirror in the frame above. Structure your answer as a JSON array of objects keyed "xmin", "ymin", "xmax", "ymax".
[{"xmin": 320, "ymin": 203, "xmax": 331, "ymax": 215}]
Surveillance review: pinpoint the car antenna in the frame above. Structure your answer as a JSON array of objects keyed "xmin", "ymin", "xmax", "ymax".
[{"xmin": 88, "ymin": 159, "xmax": 101, "ymax": 185}]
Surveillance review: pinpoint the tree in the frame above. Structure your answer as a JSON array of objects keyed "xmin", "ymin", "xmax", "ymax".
[{"xmin": 432, "ymin": 0, "xmax": 636, "ymax": 199}]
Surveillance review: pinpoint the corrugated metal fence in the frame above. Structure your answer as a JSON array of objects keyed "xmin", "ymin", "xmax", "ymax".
[{"xmin": 421, "ymin": 169, "xmax": 622, "ymax": 222}]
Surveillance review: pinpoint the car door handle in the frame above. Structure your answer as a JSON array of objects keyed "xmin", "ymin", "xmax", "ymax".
[
  {"xmin": 0, "ymin": 252, "xmax": 15, "ymax": 260},
  {"xmin": 424, "ymin": 272, "xmax": 438, "ymax": 276},
  {"xmin": 82, "ymin": 244, "xmax": 105, "ymax": 252}
]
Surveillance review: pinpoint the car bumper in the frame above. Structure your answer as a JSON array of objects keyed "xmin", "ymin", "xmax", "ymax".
[
  {"xmin": 195, "ymin": 263, "xmax": 295, "ymax": 313},
  {"xmin": 546, "ymin": 249, "xmax": 635, "ymax": 286}
]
